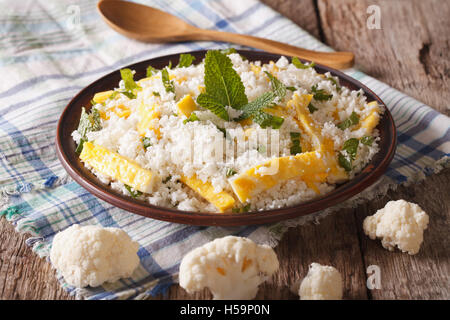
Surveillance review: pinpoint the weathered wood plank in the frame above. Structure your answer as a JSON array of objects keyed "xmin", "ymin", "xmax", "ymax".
[{"xmin": 317, "ymin": 0, "xmax": 450, "ymax": 115}]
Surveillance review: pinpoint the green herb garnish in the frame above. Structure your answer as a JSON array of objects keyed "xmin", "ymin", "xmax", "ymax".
[
  {"xmin": 119, "ymin": 68, "xmax": 141, "ymax": 99},
  {"xmin": 361, "ymin": 136, "xmax": 374, "ymax": 146},
  {"xmin": 142, "ymin": 137, "xmax": 152, "ymax": 150},
  {"xmin": 257, "ymin": 145, "xmax": 267, "ymax": 154},
  {"xmin": 264, "ymin": 71, "xmax": 286, "ymax": 100},
  {"xmin": 197, "ymin": 50, "xmax": 248, "ymax": 121},
  {"xmin": 161, "ymin": 67, "xmax": 175, "ymax": 94},
  {"xmin": 292, "ymin": 57, "xmax": 315, "ymax": 69},
  {"xmin": 236, "ymin": 91, "xmax": 284, "ymax": 129},
  {"xmin": 75, "ymin": 107, "xmax": 102, "ymax": 154},
  {"xmin": 219, "ymin": 48, "xmax": 237, "ymax": 55},
  {"xmin": 327, "ymin": 76, "xmax": 341, "ymax": 92},
  {"xmin": 286, "ymin": 86, "xmax": 297, "ymax": 91},
  {"xmin": 337, "ymin": 111, "xmax": 360, "ymax": 130},
  {"xmin": 311, "ymin": 84, "xmax": 333, "ymax": 101},
  {"xmin": 146, "ymin": 65, "xmax": 156, "ymax": 77},
  {"xmin": 124, "ymin": 184, "xmax": 142, "ymax": 198},
  {"xmin": 162, "ymin": 176, "xmax": 172, "ymax": 183},
  {"xmin": 153, "ymin": 91, "xmax": 160, "ymax": 96},
  {"xmin": 226, "ymin": 168, "xmax": 237, "ymax": 177},
  {"xmin": 232, "ymin": 203, "xmax": 251, "ymax": 213},
  {"xmin": 338, "ymin": 138, "xmax": 360, "ymax": 172},
  {"xmin": 307, "ymin": 103, "xmax": 318, "ymax": 113},
  {"xmin": 177, "ymin": 53, "xmax": 195, "ymax": 68},
  {"xmin": 183, "ymin": 112, "xmax": 200, "ymax": 124},
  {"xmin": 290, "ymin": 132, "xmax": 302, "ymax": 155}
]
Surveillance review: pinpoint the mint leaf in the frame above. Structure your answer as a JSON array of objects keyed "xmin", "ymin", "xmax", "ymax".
[
  {"xmin": 307, "ymin": 102, "xmax": 318, "ymax": 113},
  {"xmin": 327, "ymin": 76, "xmax": 341, "ymax": 92},
  {"xmin": 161, "ymin": 68, "xmax": 175, "ymax": 93},
  {"xmin": 219, "ymin": 48, "xmax": 237, "ymax": 55},
  {"xmin": 119, "ymin": 68, "xmax": 141, "ymax": 99},
  {"xmin": 124, "ymin": 184, "xmax": 142, "ymax": 198},
  {"xmin": 286, "ymin": 86, "xmax": 297, "ymax": 91},
  {"xmin": 183, "ymin": 112, "xmax": 200, "ymax": 124},
  {"xmin": 177, "ymin": 53, "xmax": 195, "ymax": 68},
  {"xmin": 196, "ymin": 94, "xmax": 229, "ymax": 120},
  {"xmin": 201, "ymin": 50, "xmax": 248, "ymax": 109},
  {"xmin": 264, "ymin": 71, "xmax": 286, "ymax": 100},
  {"xmin": 76, "ymin": 107, "xmax": 102, "ymax": 154},
  {"xmin": 337, "ymin": 111, "xmax": 360, "ymax": 130},
  {"xmin": 232, "ymin": 203, "xmax": 251, "ymax": 213},
  {"xmin": 292, "ymin": 57, "xmax": 315, "ymax": 69},
  {"xmin": 237, "ymin": 92, "xmax": 284, "ymax": 129},
  {"xmin": 361, "ymin": 135, "xmax": 374, "ymax": 146},
  {"xmin": 290, "ymin": 132, "xmax": 302, "ymax": 155},
  {"xmin": 338, "ymin": 138, "xmax": 360, "ymax": 172},
  {"xmin": 226, "ymin": 168, "xmax": 237, "ymax": 177},
  {"xmin": 146, "ymin": 65, "xmax": 156, "ymax": 77},
  {"xmin": 311, "ymin": 84, "xmax": 333, "ymax": 101},
  {"xmin": 142, "ymin": 137, "xmax": 152, "ymax": 150}
]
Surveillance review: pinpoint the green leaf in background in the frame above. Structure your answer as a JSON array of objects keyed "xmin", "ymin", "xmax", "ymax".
[
  {"xmin": 177, "ymin": 53, "xmax": 196, "ymax": 68},
  {"xmin": 292, "ymin": 57, "xmax": 315, "ymax": 69},
  {"xmin": 161, "ymin": 68, "xmax": 175, "ymax": 93}
]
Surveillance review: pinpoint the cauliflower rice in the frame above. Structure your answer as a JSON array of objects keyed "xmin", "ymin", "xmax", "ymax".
[{"xmin": 72, "ymin": 50, "xmax": 383, "ymax": 213}]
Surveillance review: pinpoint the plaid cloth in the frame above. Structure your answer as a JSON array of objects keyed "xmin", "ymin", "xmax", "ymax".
[{"xmin": 0, "ymin": 0, "xmax": 449, "ymax": 299}]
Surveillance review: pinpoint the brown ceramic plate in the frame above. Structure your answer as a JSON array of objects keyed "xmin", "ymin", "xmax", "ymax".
[{"xmin": 56, "ymin": 50, "xmax": 396, "ymax": 226}]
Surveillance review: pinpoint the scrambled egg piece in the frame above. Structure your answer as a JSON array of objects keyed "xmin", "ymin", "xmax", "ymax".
[
  {"xmin": 137, "ymin": 102, "xmax": 161, "ymax": 138},
  {"xmin": 80, "ymin": 142, "xmax": 156, "ymax": 193},
  {"xmin": 92, "ymin": 90, "xmax": 115, "ymax": 104},
  {"xmin": 180, "ymin": 174, "xmax": 235, "ymax": 212},
  {"xmin": 177, "ymin": 94, "xmax": 197, "ymax": 117}
]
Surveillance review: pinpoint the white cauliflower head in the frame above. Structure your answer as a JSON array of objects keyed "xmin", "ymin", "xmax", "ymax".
[
  {"xmin": 298, "ymin": 263, "xmax": 343, "ymax": 300},
  {"xmin": 179, "ymin": 235, "xmax": 279, "ymax": 300},
  {"xmin": 363, "ymin": 199, "xmax": 429, "ymax": 255},
  {"xmin": 50, "ymin": 224, "xmax": 140, "ymax": 288}
]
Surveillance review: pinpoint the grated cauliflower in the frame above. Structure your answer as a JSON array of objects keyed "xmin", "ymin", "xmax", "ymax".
[
  {"xmin": 295, "ymin": 263, "xmax": 343, "ymax": 300},
  {"xmin": 179, "ymin": 235, "xmax": 279, "ymax": 300},
  {"xmin": 363, "ymin": 199, "xmax": 429, "ymax": 255},
  {"xmin": 50, "ymin": 224, "xmax": 140, "ymax": 288}
]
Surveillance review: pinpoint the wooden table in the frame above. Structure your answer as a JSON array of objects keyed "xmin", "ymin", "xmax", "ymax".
[{"xmin": 1, "ymin": 0, "xmax": 448, "ymax": 300}]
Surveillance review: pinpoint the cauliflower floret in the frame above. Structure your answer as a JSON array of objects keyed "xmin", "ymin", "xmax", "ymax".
[
  {"xmin": 179, "ymin": 235, "xmax": 279, "ymax": 300},
  {"xmin": 50, "ymin": 224, "xmax": 140, "ymax": 288},
  {"xmin": 293, "ymin": 263, "xmax": 343, "ymax": 300},
  {"xmin": 363, "ymin": 199, "xmax": 429, "ymax": 255}
]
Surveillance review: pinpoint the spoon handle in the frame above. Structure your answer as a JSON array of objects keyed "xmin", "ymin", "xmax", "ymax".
[{"xmin": 192, "ymin": 29, "xmax": 354, "ymax": 69}]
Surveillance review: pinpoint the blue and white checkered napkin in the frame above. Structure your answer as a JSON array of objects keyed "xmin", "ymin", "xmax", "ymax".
[{"xmin": 0, "ymin": 0, "xmax": 448, "ymax": 299}]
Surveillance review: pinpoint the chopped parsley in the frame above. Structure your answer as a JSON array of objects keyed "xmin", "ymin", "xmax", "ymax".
[
  {"xmin": 311, "ymin": 84, "xmax": 333, "ymax": 101},
  {"xmin": 327, "ymin": 76, "xmax": 341, "ymax": 92},
  {"xmin": 177, "ymin": 53, "xmax": 196, "ymax": 68},
  {"xmin": 124, "ymin": 184, "xmax": 142, "ymax": 198},
  {"xmin": 286, "ymin": 86, "xmax": 297, "ymax": 91},
  {"xmin": 337, "ymin": 111, "xmax": 360, "ymax": 130},
  {"xmin": 153, "ymin": 91, "xmax": 160, "ymax": 96}
]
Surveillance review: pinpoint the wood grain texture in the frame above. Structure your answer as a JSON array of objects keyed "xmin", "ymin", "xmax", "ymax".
[{"xmin": 1, "ymin": 0, "xmax": 449, "ymax": 300}]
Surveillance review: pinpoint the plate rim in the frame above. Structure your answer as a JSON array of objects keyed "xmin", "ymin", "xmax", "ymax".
[{"xmin": 55, "ymin": 49, "xmax": 397, "ymax": 226}]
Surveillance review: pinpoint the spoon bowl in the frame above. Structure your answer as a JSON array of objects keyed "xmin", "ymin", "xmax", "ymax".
[{"xmin": 97, "ymin": 0, "xmax": 355, "ymax": 69}]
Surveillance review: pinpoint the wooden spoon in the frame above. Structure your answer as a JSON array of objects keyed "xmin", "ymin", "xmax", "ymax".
[{"xmin": 97, "ymin": 0, "xmax": 354, "ymax": 69}]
